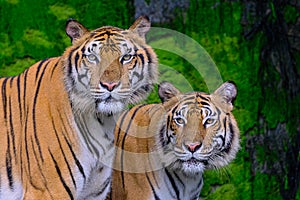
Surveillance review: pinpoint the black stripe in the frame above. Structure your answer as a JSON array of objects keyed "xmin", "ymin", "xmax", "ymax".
[
  {"xmin": 114, "ymin": 37, "xmax": 126, "ymax": 42},
  {"xmin": 35, "ymin": 59, "xmax": 49, "ymax": 82},
  {"xmin": 32, "ymin": 59, "xmax": 51, "ymax": 163},
  {"xmin": 132, "ymin": 59, "xmax": 138, "ymax": 69},
  {"xmin": 165, "ymin": 168, "xmax": 180, "ymax": 199},
  {"xmin": 76, "ymin": 122, "xmax": 96, "ymax": 155},
  {"xmin": 165, "ymin": 115, "xmax": 171, "ymax": 144},
  {"xmin": 29, "ymin": 136, "xmax": 47, "ymax": 190},
  {"xmin": 181, "ymin": 95, "xmax": 196, "ymax": 102},
  {"xmin": 1, "ymin": 77, "xmax": 9, "ymax": 120},
  {"xmin": 16, "ymin": 75, "xmax": 23, "ymax": 124},
  {"xmin": 67, "ymin": 47, "xmax": 79, "ymax": 87},
  {"xmin": 58, "ymin": 110, "xmax": 86, "ymax": 180},
  {"xmin": 94, "ymin": 38, "xmax": 105, "ymax": 42},
  {"xmin": 6, "ymin": 133, "xmax": 13, "ymax": 190},
  {"xmin": 138, "ymin": 55, "xmax": 145, "ymax": 82},
  {"xmin": 20, "ymin": 124, "xmax": 24, "ymax": 183},
  {"xmin": 92, "ymin": 177, "xmax": 111, "ymax": 197},
  {"xmin": 97, "ymin": 31, "xmax": 123, "ymax": 38},
  {"xmin": 23, "ymin": 69, "xmax": 28, "ymax": 120},
  {"xmin": 49, "ymin": 149, "xmax": 74, "ymax": 200},
  {"xmin": 143, "ymin": 46, "xmax": 152, "ymax": 64},
  {"xmin": 24, "ymin": 105, "xmax": 31, "ymax": 180},
  {"xmin": 137, "ymin": 53, "xmax": 145, "ymax": 65},
  {"xmin": 75, "ymin": 52, "xmax": 80, "ymax": 72},
  {"xmin": 52, "ymin": 118, "xmax": 77, "ymax": 189},
  {"xmin": 132, "ymin": 71, "xmax": 144, "ymax": 82},
  {"xmin": 2, "ymin": 77, "xmax": 14, "ymax": 189},
  {"xmin": 115, "ymin": 109, "xmax": 131, "ymax": 145},
  {"xmin": 215, "ymin": 107, "xmax": 221, "ymax": 116},
  {"xmin": 223, "ymin": 116, "xmax": 235, "ymax": 154},
  {"xmin": 222, "ymin": 117, "xmax": 227, "ymax": 147},
  {"xmin": 200, "ymin": 101, "xmax": 210, "ymax": 106},
  {"xmin": 57, "ymin": 108, "xmax": 74, "ymax": 142},
  {"xmin": 8, "ymin": 97, "xmax": 16, "ymax": 159},
  {"xmin": 190, "ymin": 177, "xmax": 203, "ymax": 197},
  {"xmin": 50, "ymin": 59, "xmax": 60, "ymax": 79},
  {"xmin": 198, "ymin": 94, "xmax": 210, "ymax": 101},
  {"xmin": 9, "ymin": 76, "xmax": 15, "ymax": 87},
  {"xmin": 76, "ymin": 116, "xmax": 102, "ymax": 157},
  {"xmin": 172, "ymin": 171, "xmax": 184, "ymax": 188},
  {"xmin": 120, "ymin": 104, "xmax": 146, "ymax": 188},
  {"xmin": 146, "ymin": 173, "xmax": 161, "ymax": 200},
  {"xmin": 63, "ymin": 133, "xmax": 86, "ymax": 180}
]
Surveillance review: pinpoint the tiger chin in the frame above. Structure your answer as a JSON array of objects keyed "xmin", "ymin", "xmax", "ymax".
[
  {"xmin": 0, "ymin": 16, "xmax": 157, "ymax": 199},
  {"xmin": 112, "ymin": 81, "xmax": 240, "ymax": 200}
]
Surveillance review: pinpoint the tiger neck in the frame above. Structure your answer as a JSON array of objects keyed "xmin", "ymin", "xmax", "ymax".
[
  {"xmin": 72, "ymin": 104, "xmax": 121, "ymax": 160},
  {"xmin": 163, "ymin": 167, "xmax": 204, "ymax": 199}
]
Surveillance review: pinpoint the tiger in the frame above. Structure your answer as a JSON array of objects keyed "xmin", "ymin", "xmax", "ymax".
[
  {"xmin": 0, "ymin": 16, "xmax": 157, "ymax": 200},
  {"xmin": 112, "ymin": 81, "xmax": 240, "ymax": 200}
]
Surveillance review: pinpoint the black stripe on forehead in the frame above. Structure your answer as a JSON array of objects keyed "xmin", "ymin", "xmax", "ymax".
[
  {"xmin": 94, "ymin": 30, "xmax": 124, "ymax": 38},
  {"xmin": 172, "ymin": 93, "xmax": 213, "ymax": 114},
  {"xmin": 198, "ymin": 94, "xmax": 210, "ymax": 101},
  {"xmin": 180, "ymin": 93, "xmax": 212, "ymax": 106},
  {"xmin": 180, "ymin": 95, "xmax": 195, "ymax": 102},
  {"xmin": 90, "ymin": 28, "xmax": 126, "ymax": 44}
]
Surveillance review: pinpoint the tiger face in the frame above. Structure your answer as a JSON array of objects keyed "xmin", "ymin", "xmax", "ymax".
[
  {"xmin": 159, "ymin": 81, "xmax": 240, "ymax": 174},
  {"xmin": 64, "ymin": 16, "xmax": 158, "ymax": 115}
]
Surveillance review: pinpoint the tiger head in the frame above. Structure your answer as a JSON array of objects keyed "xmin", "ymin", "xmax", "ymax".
[
  {"xmin": 63, "ymin": 16, "xmax": 158, "ymax": 115},
  {"xmin": 158, "ymin": 81, "xmax": 240, "ymax": 174}
]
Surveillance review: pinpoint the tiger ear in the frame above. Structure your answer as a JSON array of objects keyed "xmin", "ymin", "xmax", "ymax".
[
  {"xmin": 66, "ymin": 19, "xmax": 89, "ymax": 44},
  {"xmin": 158, "ymin": 81, "xmax": 181, "ymax": 103},
  {"xmin": 212, "ymin": 81, "xmax": 237, "ymax": 111},
  {"xmin": 128, "ymin": 16, "xmax": 151, "ymax": 40}
]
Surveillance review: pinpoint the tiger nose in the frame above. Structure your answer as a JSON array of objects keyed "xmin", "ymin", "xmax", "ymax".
[
  {"xmin": 185, "ymin": 142, "xmax": 201, "ymax": 153},
  {"xmin": 100, "ymin": 81, "xmax": 119, "ymax": 91}
]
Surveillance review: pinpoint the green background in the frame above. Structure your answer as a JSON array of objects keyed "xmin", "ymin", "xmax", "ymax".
[{"xmin": 0, "ymin": 0, "xmax": 299, "ymax": 199}]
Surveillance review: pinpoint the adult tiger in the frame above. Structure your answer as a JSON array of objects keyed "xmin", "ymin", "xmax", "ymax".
[
  {"xmin": 112, "ymin": 81, "xmax": 240, "ymax": 200},
  {"xmin": 0, "ymin": 16, "xmax": 157, "ymax": 199}
]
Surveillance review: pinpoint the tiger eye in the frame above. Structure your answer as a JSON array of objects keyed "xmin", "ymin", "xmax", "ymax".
[
  {"xmin": 122, "ymin": 54, "xmax": 132, "ymax": 62},
  {"xmin": 87, "ymin": 54, "xmax": 97, "ymax": 62},
  {"xmin": 174, "ymin": 117, "xmax": 185, "ymax": 125},
  {"xmin": 206, "ymin": 119, "xmax": 213, "ymax": 124}
]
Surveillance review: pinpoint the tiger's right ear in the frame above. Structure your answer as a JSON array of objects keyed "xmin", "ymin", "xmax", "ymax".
[
  {"xmin": 66, "ymin": 19, "xmax": 89, "ymax": 44},
  {"xmin": 128, "ymin": 16, "xmax": 151, "ymax": 41},
  {"xmin": 158, "ymin": 81, "xmax": 181, "ymax": 103}
]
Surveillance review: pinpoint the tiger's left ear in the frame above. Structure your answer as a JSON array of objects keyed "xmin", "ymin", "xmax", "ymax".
[
  {"xmin": 158, "ymin": 81, "xmax": 181, "ymax": 103},
  {"xmin": 128, "ymin": 16, "xmax": 151, "ymax": 40},
  {"xmin": 212, "ymin": 81, "xmax": 237, "ymax": 111},
  {"xmin": 66, "ymin": 19, "xmax": 89, "ymax": 44}
]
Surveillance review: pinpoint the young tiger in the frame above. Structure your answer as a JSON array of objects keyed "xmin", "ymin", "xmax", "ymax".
[
  {"xmin": 112, "ymin": 81, "xmax": 240, "ymax": 200},
  {"xmin": 0, "ymin": 16, "xmax": 157, "ymax": 199}
]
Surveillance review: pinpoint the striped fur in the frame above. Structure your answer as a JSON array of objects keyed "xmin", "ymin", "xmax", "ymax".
[
  {"xmin": 0, "ymin": 16, "xmax": 157, "ymax": 199},
  {"xmin": 112, "ymin": 81, "xmax": 240, "ymax": 200}
]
